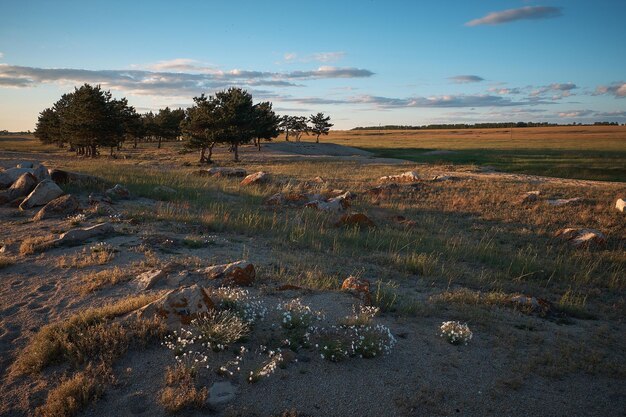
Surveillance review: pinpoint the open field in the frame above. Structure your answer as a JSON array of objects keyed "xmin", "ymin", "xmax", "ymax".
[
  {"xmin": 324, "ymin": 126, "xmax": 626, "ymax": 182},
  {"xmin": 0, "ymin": 136, "xmax": 625, "ymax": 417}
]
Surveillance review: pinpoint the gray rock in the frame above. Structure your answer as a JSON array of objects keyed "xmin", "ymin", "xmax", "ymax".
[
  {"xmin": 105, "ymin": 184, "xmax": 131, "ymax": 199},
  {"xmin": 208, "ymin": 381, "xmax": 237, "ymax": 406},
  {"xmin": 0, "ymin": 168, "xmax": 34, "ymax": 188},
  {"xmin": 0, "ymin": 173, "xmax": 37, "ymax": 203},
  {"xmin": 33, "ymin": 194, "xmax": 79, "ymax": 221},
  {"xmin": 19, "ymin": 179, "xmax": 64, "ymax": 210},
  {"xmin": 16, "ymin": 162, "xmax": 35, "ymax": 169},
  {"xmin": 55, "ymin": 222, "xmax": 114, "ymax": 245},
  {"xmin": 32, "ymin": 164, "xmax": 50, "ymax": 182}
]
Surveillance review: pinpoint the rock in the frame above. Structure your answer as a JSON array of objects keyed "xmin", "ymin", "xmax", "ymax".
[
  {"xmin": 0, "ymin": 168, "xmax": 34, "ymax": 188},
  {"xmin": 198, "ymin": 260, "xmax": 256, "ymax": 286},
  {"xmin": 89, "ymin": 193, "xmax": 113, "ymax": 205},
  {"xmin": 55, "ymin": 222, "xmax": 114, "ymax": 246},
  {"xmin": 265, "ymin": 193, "xmax": 286, "ymax": 206},
  {"xmin": 33, "ymin": 194, "xmax": 79, "ymax": 221},
  {"xmin": 431, "ymin": 175, "xmax": 458, "ymax": 182},
  {"xmin": 240, "ymin": 171, "xmax": 270, "ymax": 186},
  {"xmin": 341, "ymin": 276, "xmax": 371, "ymax": 305},
  {"xmin": 509, "ymin": 295, "xmax": 552, "ymax": 315},
  {"xmin": 153, "ymin": 185, "xmax": 177, "ymax": 195},
  {"xmin": 0, "ymin": 173, "xmax": 37, "ymax": 204},
  {"xmin": 547, "ymin": 197, "xmax": 582, "ymax": 207},
  {"xmin": 195, "ymin": 167, "xmax": 247, "ymax": 178},
  {"xmin": 208, "ymin": 381, "xmax": 237, "ymax": 406},
  {"xmin": 49, "ymin": 169, "xmax": 103, "ymax": 186},
  {"xmin": 616, "ymin": 198, "xmax": 625, "ymax": 213},
  {"xmin": 335, "ymin": 213, "xmax": 376, "ymax": 228},
  {"xmin": 555, "ymin": 228, "xmax": 606, "ymax": 248},
  {"xmin": 390, "ymin": 215, "xmax": 417, "ymax": 227},
  {"xmin": 16, "ymin": 162, "xmax": 34, "ymax": 169},
  {"xmin": 379, "ymin": 170, "xmax": 420, "ymax": 183},
  {"xmin": 305, "ymin": 196, "xmax": 349, "ymax": 213},
  {"xmin": 519, "ymin": 191, "xmax": 540, "ymax": 204},
  {"xmin": 138, "ymin": 284, "xmax": 215, "ymax": 327},
  {"xmin": 19, "ymin": 179, "xmax": 64, "ymax": 210},
  {"xmin": 329, "ymin": 190, "xmax": 356, "ymax": 200},
  {"xmin": 136, "ymin": 269, "xmax": 168, "ymax": 290},
  {"xmin": 105, "ymin": 184, "xmax": 131, "ymax": 199},
  {"xmin": 312, "ymin": 176, "xmax": 325, "ymax": 183},
  {"xmin": 32, "ymin": 164, "xmax": 50, "ymax": 182}
]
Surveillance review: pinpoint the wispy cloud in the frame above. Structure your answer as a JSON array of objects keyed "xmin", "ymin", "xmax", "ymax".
[
  {"xmin": 466, "ymin": 6, "xmax": 563, "ymax": 27},
  {"xmin": 594, "ymin": 81, "xmax": 626, "ymax": 98},
  {"xmin": 449, "ymin": 75, "xmax": 484, "ymax": 84},
  {"xmin": 0, "ymin": 63, "xmax": 374, "ymax": 96},
  {"xmin": 280, "ymin": 51, "xmax": 346, "ymax": 64},
  {"xmin": 530, "ymin": 82, "xmax": 577, "ymax": 98},
  {"xmin": 557, "ymin": 110, "xmax": 594, "ymax": 118},
  {"xmin": 0, "ymin": 52, "xmax": 4, "ymax": 60}
]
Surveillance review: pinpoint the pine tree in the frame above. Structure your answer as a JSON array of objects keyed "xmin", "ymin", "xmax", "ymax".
[{"xmin": 309, "ymin": 112, "xmax": 333, "ymax": 143}]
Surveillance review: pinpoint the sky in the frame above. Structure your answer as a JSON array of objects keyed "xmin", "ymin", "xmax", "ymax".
[{"xmin": 0, "ymin": 0, "xmax": 625, "ymax": 130}]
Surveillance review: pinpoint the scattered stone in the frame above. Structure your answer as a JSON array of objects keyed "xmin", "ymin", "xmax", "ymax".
[
  {"xmin": 198, "ymin": 260, "xmax": 256, "ymax": 286},
  {"xmin": 55, "ymin": 222, "xmax": 114, "ymax": 246},
  {"xmin": 431, "ymin": 175, "xmax": 458, "ymax": 182},
  {"xmin": 379, "ymin": 170, "xmax": 420, "ymax": 183},
  {"xmin": 138, "ymin": 284, "xmax": 215, "ymax": 327},
  {"xmin": 555, "ymin": 228, "xmax": 606, "ymax": 248},
  {"xmin": 89, "ymin": 193, "xmax": 113, "ymax": 205},
  {"xmin": 135, "ymin": 269, "xmax": 168, "ymax": 290},
  {"xmin": 105, "ymin": 184, "xmax": 131, "ymax": 199},
  {"xmin": 547, "ymin": 197, "xmax": 582, "ymax": 207},
  {"xmin": 48, "ymin": 169, "xmax": 102, "ymax": 185},
  {"xmin": 240, "ymin": 171, "xmax": 270, "ymax": 186},
  {"xmin": 341, "ymin": 276, "xmax": 371, "ymax": 305},
  {"xmin": 0, "ymin": 173, "xmax": 37, "ymax": 204},
  {"xmin": 19, "ymin": 179, "xmax": 64, "ymax": 210},
  {"xmin": 0, "ymin": 168, "xmax": 34, "ymax": 188},
  {"xmin": 33, "ymin": 194, "xmax": 79, "ymax": 221},
  {"xmin": 509, "ymin": 295, "xmax": 552, "ymax": 315},
  {"xmin": 312, "ymin": 176, "xmax": 325, "ymax": 183},
  {"xmin": 195, "ymin": 167, "xmax": 247, "ymax": 178},
  {"xmin": 208, "ymin": 381, "xmax": 237, "ymax": 406},
  {"xmin": 390, "ymin": 215, "xmax": 417, "ymax": 227},
  {"xmin": 519, "ymin": 191, "xmax": 541, "ymax": 204},
  {"xmin": 153, "ymin": 185, "xmax": 177, "ymax": 195},
  {"xmin": 616, "ymin": 198, "xmax": 625, "ymax": 213},
  {"xmin": 335, "ymin": 213, "xmax": 376, "ymax": 228},
  {"xmin": 305, "ymin": 196, "xmax": 349, "ymax": 213}
]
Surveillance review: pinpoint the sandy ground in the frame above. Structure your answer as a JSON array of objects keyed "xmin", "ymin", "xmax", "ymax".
[{"xmin": 0, "ymin": 142, "xmax": 624, "ymax": 417}]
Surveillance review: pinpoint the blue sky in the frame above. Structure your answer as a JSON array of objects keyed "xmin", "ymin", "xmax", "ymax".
[{"xmin": 1, "ymin": 0, "xmax": 625, "ymax": 130}]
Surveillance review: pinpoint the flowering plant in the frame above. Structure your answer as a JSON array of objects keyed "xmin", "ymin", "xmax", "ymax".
[{"xmin": 440, "ymin": 321, "xmax": 473, "ymax": 345}]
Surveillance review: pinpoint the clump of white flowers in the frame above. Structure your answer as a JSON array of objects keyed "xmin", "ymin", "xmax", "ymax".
[
  {"xmin": 248, "ymin": 349, "xmax": 284, "ymax": 383},
  {"xmin": 190, "ymin": 310, "xmax": 250, "ymax": 352},
  {"xmin": 162, "ymin": 328, "xmax": 210, "ymax": 371},
  {"xmin": 218, "ymin": 346, "xmax": 248, "ymax": 377},
  {"xmin": 214, "ymin": 287, "xmax": 267, "ymax": 324},
  {"xmin": 440, "ymin": 321, "xmax": 473, "ymax": 345},
  {"xmin": 277, "ymin": 299, "xmax": 323, "ymax": 350},
  {"xmin": 89, "ymin": 241, "xmax": 115, "ymax": 254},
  {"xmin": 67, "ymin": 213, "xmax": 87, "ymax": 226},
  {"xmin": 317, "ymin": 323, "xmax": 396, "ymax": 361}
]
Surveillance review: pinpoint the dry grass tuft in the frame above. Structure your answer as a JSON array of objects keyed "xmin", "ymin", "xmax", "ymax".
[
  {"xmin": 35, "ymin": 364, "xmax": 112, "ymax": 417},
  {"xmin": 159, "ymin": 364, "xmax": 207, "ymax": 414},
  {"xmin": 58, "ymin": 248, "xmax": 115, "ymax": 269},
  {"xmin": 19, "ymin": 235, "xmax": 56, "ymax": 256},
  {"xmin": 78, "ymin": 267, "xmax": 131, "ymax": 294},
  {"xmin": 11, "ymin": 294, "xmax": 163, "ymax": 376},
  {"xmin": 0, "ymin": 255, "xmax": 15, "ymax": 269}
]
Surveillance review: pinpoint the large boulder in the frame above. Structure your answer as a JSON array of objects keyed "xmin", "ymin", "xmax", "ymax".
[
  {"xmin": 197, "ymin": 260, "xmax": 256, "ymax": 286},
  {"xmin": 54, "ymin": 222, "xmax": 114, "ymax": 246},
  {"xmin": 19, "ymin": 179, "xmax": 64, "ymax": 210},
  {"xmin": 0, "ymin": 168, "xmax": 34, "ymax": 189},
  {"xmin": 555, "ymin": 228, "xmax": 606, "ymax": 248},
  {"xmin": 32, "ymin": 164, "xmax": 50, "ymax": 182},
  {"xmin": 379, "ymin": 171, "xmax": 420, "ymax": 183},
  {"xmin": 616, "ymin": 198, "xmax": 625, "ymax": 213},
  {"xmin": 240, "ymin": 171, "xmax": 270, "ymax": 186},
  {"xmin": 0, "ymin": 173, "xmax": 37, "ymax": 204},
  {"xmin": 33, "ymin": 194, "xmax": 79, "ymax": 221},
  {"xmin": 138, "ymin": 284, "xmax": 216, "ymax": 327},
  {"xmin": 16, "ymin": 162, "xmax": 35, "ymax": 169},
  {"xmin": 48, "ymin": 169, "xmax": 103, "ymax": 186}
]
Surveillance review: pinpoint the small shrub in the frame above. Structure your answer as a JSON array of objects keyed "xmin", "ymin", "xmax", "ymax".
[
  {"xmin": 19, "ymin": 235, "xmax": 56, "ymax": 255},
  {"xmin": 79, "ymin": 267, "xmax": 130, "ymax": 294},
  {"xmin": 0, "ymin": 255, "xmax": 15, "ymax": 269},
  {"xmin": 159, "ymin": 364, "xmax": 207, "ymax": 414},
  {"xmin": 214, "ymin": 287, "xmax": 267, "ymax": 323},
  {"xmin": 248, "ymin": 350, "xmax": 283, "ymax": 383},
  {"xmin": 190, "ymin": 310, "xmax": 250, "ymax": 351},
  {"xmin": 440, "ymin": 321, "xmax": 473, "ymax": 345}
]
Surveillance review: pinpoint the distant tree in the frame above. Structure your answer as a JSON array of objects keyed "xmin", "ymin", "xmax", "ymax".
[
  {"xmin": 290, "ymin": 116, "xmax": 309, "ymax": 142},
  {"xmin": 181, "ymin": 94, "xmax": 221, "ymax": 163},
  {"xmin": 279, "ymin": 115, "xmax": 292, "ymax": 141},
  {"xmin": 155, "ymin": 107, "xmax": 184, "ymax": 148},
  {"xmin": 34, "ymin": 108, "xmax": 62, "ymax": 147},
  {"xmin": 309, "ymin": 112, "xmax": 333, "ymax": 143},
  {"xmin": 252, "ymin": 101, "xmax": 280, "ymax": 150},
  {"xmin": 214, "ymin": 87, "xmax": 256, "ymax": 162}
]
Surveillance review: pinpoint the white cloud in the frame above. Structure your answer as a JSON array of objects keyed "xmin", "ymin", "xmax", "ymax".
[
  {"xmin": 449, "ymin": 75, "xmax": 484, "ymax": 84},
  {"xmin": 280, "ymin": 51, "xmax": 346, "ymax": 64},
  {"xmin": 594, "ymin": 82, "xmax": 626, "ymax": 98},
  {"xmin": 466, "ymin": 6, "xmax": 563, "ymax": 27}
]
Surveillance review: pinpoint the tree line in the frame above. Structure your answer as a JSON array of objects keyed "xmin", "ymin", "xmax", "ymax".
[
  {"xmin": 34, "ymin": 84, "xmax": 333, "ymax": 162},
  {"xmin": 352, "ymin": 121, "xmax": 621, "ymax": 130}
]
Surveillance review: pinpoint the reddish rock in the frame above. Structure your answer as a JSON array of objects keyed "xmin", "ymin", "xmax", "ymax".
[
  {"xmin": 379, "ymin": 171, "xmax": 420, "ymax": 183},
  {"xmin": 335, "ymin": 213, "xmax": 376, "ymax": 228},
  {"xmin": 138, "ymin": 284, "xmax": 216, "ymax": 327},
  {"xmin": 199, "ymin": 260, "xmax": 256, "ymax": 286},
  {"xmin": 33, "ymin": 194, "xmax": 79, "ymax": 221},
  {"xmin": 305, "ymin": 196, "xmax": 349, "ymax": 213},
  {"xmin": 341, "ymin": 276, "xmax": 372, "ymax": 304},
  {"xmin": 240, "ymin": 171, "xmax": 270, "ymax": 186}
]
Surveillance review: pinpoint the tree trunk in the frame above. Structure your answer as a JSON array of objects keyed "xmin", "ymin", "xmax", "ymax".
[
  {"xmin": 133, "ymin": 137, "xmax": 138, "ymax": 149},
  {"xmin": 207, "ymin": 142, "xmax": 215, "ymax": 163},
  {"xmin": 91, "ymin": 144, "xmax": 98, "ymax": 158},
  {"xmin": 200, "ymin": 146, "xmax": 206, "ymax": 163},
  {"xmin": 158, "ymin": 136, "xmax": 162, "ymax": 149},
  {"xmin": 257, "ymin": 138, "xmax": 261, "ymax": 151},
  {"xmin": 110, "ymin": 146, "xmax": 114, "ymax": 156},
  {"xmin": 233, "ymin": 144, "xmax": 239, "ymax": 162},
  {"xmin": 285, "ymin": 131, "xmax": 290, "ymax": 142}
]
